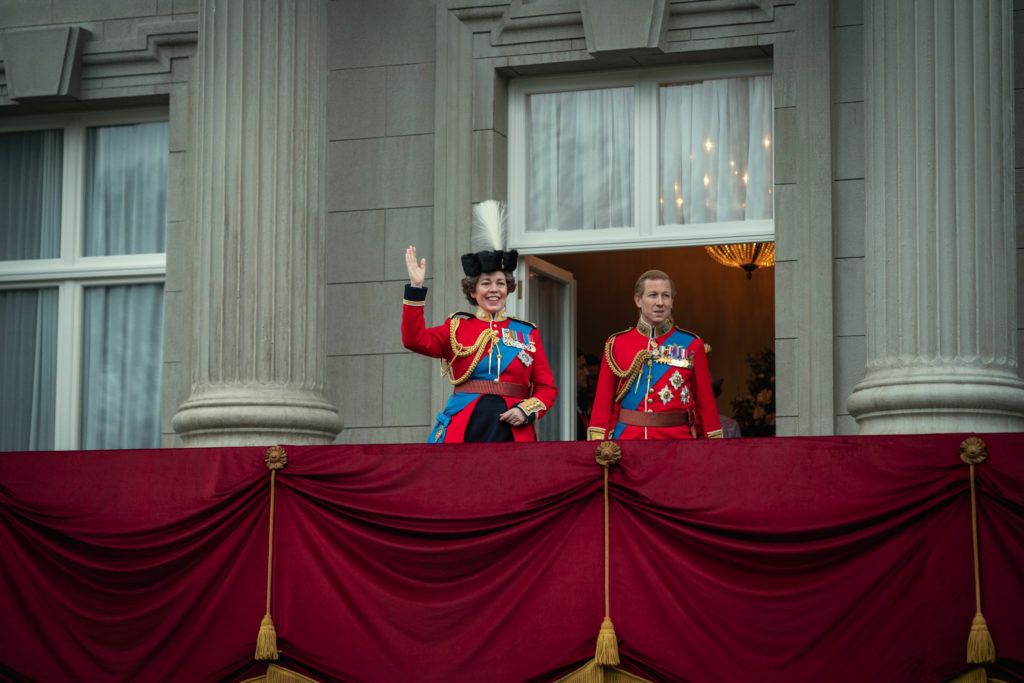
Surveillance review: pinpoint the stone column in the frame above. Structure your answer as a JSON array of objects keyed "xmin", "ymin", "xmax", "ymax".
[
  {"xmin": 847, "ymin": 0, "xmax": 1024, "ymax": 433},
  {"xmin": 172, "ymin": 0, "xmax": 342, "ymax": 445}
]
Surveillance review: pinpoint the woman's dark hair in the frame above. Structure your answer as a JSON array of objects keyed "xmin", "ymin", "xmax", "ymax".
[{"xmin": 461, "ymin": 271, "xmax": 517, "ymax": 306}]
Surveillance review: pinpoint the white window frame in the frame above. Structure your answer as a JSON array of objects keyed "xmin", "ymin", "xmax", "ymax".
[
  {"xmin": 0, "ymin": 108, "xmax": 168, "ymax": 450},
  {"xmin": 508, "ymin": 60, "xmax": 774, "ymax": 254}
]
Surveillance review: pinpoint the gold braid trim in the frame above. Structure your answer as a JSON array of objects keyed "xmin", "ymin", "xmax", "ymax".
[
  {"xmin": 517, "ymin": 397, "xmax": 546, "ymax": 416},
  {"xmin": 604, "ymin": 336, "xmax": 651, "ymax": 403},
  {"xmin": 440, "ymin": 318, "xmax": 498, "ymax": 385}
]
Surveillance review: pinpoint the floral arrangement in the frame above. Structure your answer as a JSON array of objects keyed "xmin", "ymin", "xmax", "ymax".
[{"xmin": 730, "ymin": 348, "xmax": 775, "ymax": 437}]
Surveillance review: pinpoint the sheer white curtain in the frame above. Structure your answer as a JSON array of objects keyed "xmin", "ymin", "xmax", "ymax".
[
  {"xmin": 80, "ymin": 121, "xmax": 167, "ymax": 448},
  {"xmin": 527, "ymin": 87, "xmax": 634, "ymax": 232},
  {"xmin": 84, "ymin": 122, "xmax": 168, "ymax": 256},
  {"xmin": 0, "ymin": 130, "xmax": 62, "ymax": 261},
  {"xmin": 81, "ymin": 284, "xmax": 164, "ymax": 450},
  {"xmin": 0, "ymin": 289, "xmax": 58, "ymax": 450},
  {"xmin": 659, "ymin": 75, "xmax": 773, "ymax": 225}
]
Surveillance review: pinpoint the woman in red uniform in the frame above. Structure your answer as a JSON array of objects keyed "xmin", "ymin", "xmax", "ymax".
[{"xmin": 402, "ymin": 244, "xmax": 557, "ymax": 443}]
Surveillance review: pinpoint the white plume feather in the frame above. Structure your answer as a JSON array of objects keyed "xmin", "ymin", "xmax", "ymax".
[{"xmin": 471, "ymin": 200, "xmax": 507, "ymax": 252}]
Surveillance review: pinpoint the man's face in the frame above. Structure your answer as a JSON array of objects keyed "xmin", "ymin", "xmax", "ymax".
[{"xmin": 634, "ymin": 278, "xmax": 674, "ymax": 327}]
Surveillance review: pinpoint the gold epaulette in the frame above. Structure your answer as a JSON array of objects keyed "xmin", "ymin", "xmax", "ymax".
[{"xmin": 449, "ymin": 311, "xmax": 475, "ymax": 320}]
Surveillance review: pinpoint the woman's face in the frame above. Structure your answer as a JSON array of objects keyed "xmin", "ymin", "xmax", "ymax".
[{"xmin": 474, "ymin": 271, "xmax": 508, "ymax": 315}]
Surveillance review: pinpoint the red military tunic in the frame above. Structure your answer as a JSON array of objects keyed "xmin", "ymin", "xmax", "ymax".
[
  {"xmin": 402, "ymin": 285, "xmax": 558, "ymax": 443},
  {"xmin": 588, "ymin": 318, "xmax": 722, "ymax": 441}
]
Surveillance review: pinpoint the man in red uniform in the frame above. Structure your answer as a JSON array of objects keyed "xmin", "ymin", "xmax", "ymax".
[{"xmin": 587, "ymin": 269, "xmax": 722, "ymax": 441}]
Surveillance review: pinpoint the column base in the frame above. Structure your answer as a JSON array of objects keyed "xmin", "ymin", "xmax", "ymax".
[
  {"xmin": 847, "ymin": 365, "xmax": 1024, "ymax": 434},
  {"xmin": 172, "ymin": 386, "xmax": 343, "ymax": 447}
]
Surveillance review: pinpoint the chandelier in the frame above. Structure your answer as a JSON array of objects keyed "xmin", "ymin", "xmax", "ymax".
[{"xmin": 704, "ymin": 242, "xmax": 775, "ymax": 279}]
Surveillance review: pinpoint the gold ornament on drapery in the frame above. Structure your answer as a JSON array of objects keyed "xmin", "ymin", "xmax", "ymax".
[
  {"xmin": 704, "ymin": 242, "xmax": 775, "ymax": 279},
  {"xmin": 553, "ymin": 441, "xmax": 653, "ymax": 683},
  {"xmin": 255, "ymin": 446, "xmax": 288, "ymax": 662},
  {"xmin": 240, "ymin": 663, "xmax": 321, "ymax": 683},
  {"xmin": 954, "ymin": 437, "xmax": 1005, "ymax": 683}
]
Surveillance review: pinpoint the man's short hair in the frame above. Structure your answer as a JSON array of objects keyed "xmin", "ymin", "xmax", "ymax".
[{"xmin": 633, "ymin": 269, "xmax": 676, "ymax": 298}]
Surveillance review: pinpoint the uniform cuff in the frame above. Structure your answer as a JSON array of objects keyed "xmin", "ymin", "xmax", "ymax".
[
  {"xmin": 516, "ymin": 397, "xmax": 546, "ymax": 421},
  {"xmin": 403, "ymin": 284, "xmax": 427, "ymax": 305},
  {"xmin": 706, "ymin": 429, "xmax": 723, "ymax": 439},
  {"xmin": 587, "ymin": 427, "xmax": 607, "ymax": 441}
]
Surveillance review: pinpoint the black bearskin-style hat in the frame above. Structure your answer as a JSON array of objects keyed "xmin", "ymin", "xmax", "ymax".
[
  {"xmin": 461, "ymin": 249, "xmax": 518, "ymax": 277},
  {"xmin": 461, "ymin": 200, "xmax": 518, "ymax": 276}
]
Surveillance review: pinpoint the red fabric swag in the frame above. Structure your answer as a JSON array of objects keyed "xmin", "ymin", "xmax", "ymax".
[{"xmin": 0, "ymin": 435, "xmax": 1022, "ymax": 682}]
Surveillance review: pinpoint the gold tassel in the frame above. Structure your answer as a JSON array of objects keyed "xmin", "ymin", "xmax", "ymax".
[
  {"xmin": 959, "ymin": 438, "xmax": 997, "ymax": 670},
  {"xmin": 552, "ymin": 442, "xmax": 653, "ymax": 683},
  {"xmin": 967, "ymin": 612, "xmax": 996, "ymax": 665},
  {"xmin": 255, "ymin": 447, "xmax": 288, "ymax": 662},
  {"xmin": 255, "ymin": 613, "xmax": 280, "ymax": 662},
  {"xmin": 594, "ymin": 616, "xmax": 620, "ymax": 667}
]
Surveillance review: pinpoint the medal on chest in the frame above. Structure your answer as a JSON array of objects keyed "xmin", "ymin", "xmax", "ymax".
[
  {"xmin": 502, "ymin": 329, "xmax": 536, "ymax": 353},
  {"xmin": 652, "ymin": 342, "xmax": 693, "ymax": 368}
]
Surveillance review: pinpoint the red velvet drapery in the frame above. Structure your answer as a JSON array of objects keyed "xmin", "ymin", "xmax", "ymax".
[{"xmin": 1, "ymin": 434, "xmax": 1022, "ymax": 682}]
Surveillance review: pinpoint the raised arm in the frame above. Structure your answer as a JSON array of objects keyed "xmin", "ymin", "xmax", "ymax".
[{"xmin": 401, "ymin": 245, "xmax": 448, "ymax": 358}]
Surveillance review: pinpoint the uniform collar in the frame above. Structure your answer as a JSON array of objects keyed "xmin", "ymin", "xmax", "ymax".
[
  {"xmin": 636, "ymin": 317, "xmax": 673, "ymax": 339},
  {"xmin": 475, "ymin": 307, "xmax": 508, "ymax": 323}
]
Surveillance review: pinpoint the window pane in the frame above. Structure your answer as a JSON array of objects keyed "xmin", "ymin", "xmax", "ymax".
[
  {"xmin": 0, "ymin": 288, "xmax": 57, "ymax": 450},
  {"xmin": 81, "ymin": 284, "xmax": 164, "ymax": 449},
  {"xmin": 0, "ymin": 130, "xmax": 63, "ymax": 261},
  {"xmin": 659, "ymin": 75, "xmax": 773, "ymax": 225},
  {"xmin": 527, "ymin": 87, "xmax": 634, "ymax": 233},
  {"xmin": 84, "ymin": 122, "xmax": 169, "ymax": 256}
]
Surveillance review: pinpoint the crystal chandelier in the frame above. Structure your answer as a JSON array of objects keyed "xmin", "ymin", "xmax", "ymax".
[{"xmin": 704, "ymin": 242, "xmax": 775, "ymax": 279}]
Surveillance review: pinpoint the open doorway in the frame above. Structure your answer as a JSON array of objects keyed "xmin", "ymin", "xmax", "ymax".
[{"xmin": 536, "ymin": 245, "xmax": 775, "ymax": 439}]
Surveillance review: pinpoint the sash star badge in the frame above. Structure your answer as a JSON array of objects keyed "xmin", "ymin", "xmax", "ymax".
[
  {"xmin": 658, "ymin": 386, "xmax": 674, "ymax": 405},
  {"xmin": 669, "ymin": 370, "xmax": 684, "ymax": 390},
  {"xmin": 517, "ymin": 349, "xmax": 534, "ymax": 366}
]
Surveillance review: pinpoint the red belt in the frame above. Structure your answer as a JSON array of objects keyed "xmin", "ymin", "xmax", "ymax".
[
  {"xmin": 455, "ymin": 380, "xmax": 530, "ymax": 399},
  {"xmin": 618, "ymin": 407, "xmax": 693, "ymax": 427}
]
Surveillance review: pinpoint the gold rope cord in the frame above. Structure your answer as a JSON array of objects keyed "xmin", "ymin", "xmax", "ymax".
[
  {"xmin": 553, "ymin": 441, "xmax": 654, "ymax": 683},
  {"xmin": 959, "ymin": 437, "xmax": 996, "ymax": 668},
  {"xmin": 255, "ymin": 447, "xmax": 288, "ymax": 662},
  {"xmin": 440, "ymin": 319, "xmax": 498, "ymax": 385},
  {"xmin": 603, "ymin": 338, "xmax": 650, "ymax": 403},
  {"xmin": 594, "ymin": 442, "xmax": 620, "ymax": 667}
]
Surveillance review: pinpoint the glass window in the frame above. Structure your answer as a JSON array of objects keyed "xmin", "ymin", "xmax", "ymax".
[
  {"xmin": 0, "ymin": 112, "xmax": 168, "ymax": 451},
  {"xmin": 0, "ymin": 130, "xmax": 63, "ymax": 261},
  {"xmin": 0, "ymin": 288, "xmax": 58, "ymax": 450},
  {"xmin": 84, "ymin": 122, "xmax": 168, "ymax": 256},
  {"xmin": 81, "ymin": 284, "xmax": 165, "ymax": 449},
  {"xmin": 658, "ymin": 75, "xmax": 773, "ymax": 226},
  {"xmin": 527, "ymin": 87, "xmax": 634, "ymax": 233},
  {"xmin": 509, "ymin": 64, "xmax": 774, "ymax": 252}
]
